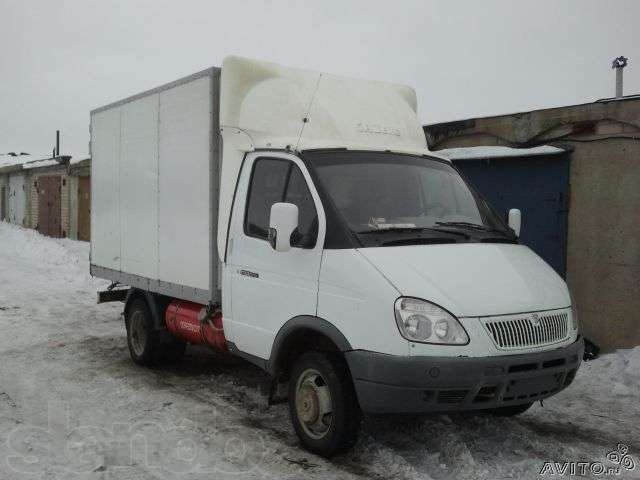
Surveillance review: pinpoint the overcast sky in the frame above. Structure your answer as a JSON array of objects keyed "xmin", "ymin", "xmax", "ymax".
[{"xmin": 1, "ymin": 0, "xmax": 639, "ymax": 158}]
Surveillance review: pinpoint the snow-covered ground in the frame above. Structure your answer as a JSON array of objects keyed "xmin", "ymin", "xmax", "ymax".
[{"xmin": 0, "ymin": 222, "xmax": 638, "ymax": 479}]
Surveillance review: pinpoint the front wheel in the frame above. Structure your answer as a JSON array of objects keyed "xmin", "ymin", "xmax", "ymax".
[{"xmin": 288, "ymin": 352, "xmax": 361, "ymax": 456}]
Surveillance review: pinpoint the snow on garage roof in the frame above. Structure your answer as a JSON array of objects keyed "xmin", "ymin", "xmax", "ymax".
[
  {"xmin": 437, "ymin": 145, "xmax": 565, "ymax": 160},
  {"xmin": 0, "ymin": 155, "xmax": 29, "ymax": 169},
  {"xmin": 22, "ymin": 159, "xmax": 57, "ymax": 169},
  {"xmin": 70, "ymin": 154, "xmax": 90, "ymax": 165}
]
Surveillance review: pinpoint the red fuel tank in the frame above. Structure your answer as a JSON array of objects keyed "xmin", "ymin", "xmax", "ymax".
[{"xmin": 165, "ymin": 300, "xmax": 227, "ymax": 351}]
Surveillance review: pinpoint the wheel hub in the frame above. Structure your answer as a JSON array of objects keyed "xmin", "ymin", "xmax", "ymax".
[
  {"xmin": 297, "ymin": 384, "xmax": 320, "ymax": 423},
  {"xmin": 294, "ymin": 368, "xmax": 333, "ymax": 439},
  {"xmin": 129, "ymin": 311, "xmax": 147, "ymax": 357}
]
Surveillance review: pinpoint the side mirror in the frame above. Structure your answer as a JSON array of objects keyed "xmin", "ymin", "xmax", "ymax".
[
  {"xmin": 268, "ymin": 202, "xmax": 299, "ymax": 252},
  {"xmin": 508, "ymin": 208, "xmax": 522, "ymax": 237}
]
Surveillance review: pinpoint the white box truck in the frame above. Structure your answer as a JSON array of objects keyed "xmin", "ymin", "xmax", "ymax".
[{"xmin": 91, "ymin": 56, "xmax": 583, "ymax": 455}]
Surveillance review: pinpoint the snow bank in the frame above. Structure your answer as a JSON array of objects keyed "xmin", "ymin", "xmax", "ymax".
[
  {"xmin": 0, "ymin": 223, "xmax": 108, "ymax": 315},
  {"xmin": 0, "ymin": 223, "xmax": 90, "ymax": 279}
]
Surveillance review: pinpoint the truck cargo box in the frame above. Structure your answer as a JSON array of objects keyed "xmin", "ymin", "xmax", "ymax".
[
  {"xmin": 90, "ymin": 68, "xmax": 221, "ymax": 303},
  {"xmin": 90, "ymin": 56, "xmax": 428, "ymax": 305}
]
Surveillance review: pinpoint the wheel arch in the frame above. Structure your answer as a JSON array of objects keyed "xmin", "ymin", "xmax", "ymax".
[
  {"xmin": 267, "ymin": 315, "xmax": 352, "ymax": 377},
  {"xmin": 124, "ymin": 288, "xmax": 170, "ymax": 330}
]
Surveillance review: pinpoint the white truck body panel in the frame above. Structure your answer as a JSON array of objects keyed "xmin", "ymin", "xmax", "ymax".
[
  {"xmin": 358, "ymin": 243, "xmax": 571, "ymax": 318},
  {"xmin": 318, "ymin": 247, "xmax": 575, "ymax": 358},
  {"xmin": 91, "ymin": 107, "xmax": 121, "ymax": 271},
  {"xmin": 224, "ymin": 151, "xmax": 327, "ymax": 358},
  {"xmin": 219, "ymin": 56, "xmax": 427, "ymax": 153},
  {"xmin": 317, "ymin": 249, "xmax": 408, "ymax": 356},
  {"xmin": 157, "ymin": 77, "xmax": 212, "ymax": 290},
  {"xmin": 119, "ymin": 94, "xmax": 159, "ymax": 279},
  {"xmin": 91, "ymin": 70, "xmax": 218, "ymax": 301}
]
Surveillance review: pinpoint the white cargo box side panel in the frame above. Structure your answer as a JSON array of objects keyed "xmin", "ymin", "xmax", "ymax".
[
  {"xmin": 91, "ymin": 108, "xmax": 121, "ymax": 271},
  {"xmin": 91, "ymin": 68, "xmax": 219, "ymax": 303},
  {"xmin": 119, "ymin": 94, "xmax": 159, "ymax": 279},
  {"xmin": 158, "ymin": 76, "xmax": 211, "ymax": 290}
]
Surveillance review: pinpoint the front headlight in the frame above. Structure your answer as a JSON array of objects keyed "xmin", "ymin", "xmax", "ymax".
[{"xmin": 394, "ymin": 297, "xmax": 469, "ymax": 345}]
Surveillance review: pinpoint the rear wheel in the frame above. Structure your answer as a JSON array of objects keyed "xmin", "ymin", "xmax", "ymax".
[
  {"xmin": 486, "ymin": 402, "xmax": 533, "ymax": 416},
  {"xmin": 125, "ymin": 297, "xmax": 185, "ymax": 366},
  {"xmin": 288, "ymin": 352, "xmax": 361, "ymax": 456}
]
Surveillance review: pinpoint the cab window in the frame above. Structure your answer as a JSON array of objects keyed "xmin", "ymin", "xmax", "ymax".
[{"xmin": 244, "ymin": 158, "xmax": 318, "ymax": 248}]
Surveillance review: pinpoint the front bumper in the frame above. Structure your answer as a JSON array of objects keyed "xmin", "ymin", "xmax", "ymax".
[{"xmin": 345, "ymin": 337, "xmax": 583, "ymax": 414}]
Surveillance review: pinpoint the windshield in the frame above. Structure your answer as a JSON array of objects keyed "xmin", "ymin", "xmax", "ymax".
[{"xmin": 305, "ymin": 151, "xmax": 514, "ymax": 245}]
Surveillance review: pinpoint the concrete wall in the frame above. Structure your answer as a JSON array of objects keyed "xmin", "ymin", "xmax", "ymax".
[
  {"xmin": 425, "ymin": 97, "xmax": 640, "ymax": 351},
  {"xmin": 67, "ymin": 175, "xmax": 79, "ymax": 240},
  {"xmin": 564, "ymin": 138, "xmax": 640, "ymax": 350}
]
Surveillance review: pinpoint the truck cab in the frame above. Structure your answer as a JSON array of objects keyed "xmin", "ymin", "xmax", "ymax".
[
  {"xmin": 91, "ymin": 56, "xmax": 583, "ymax": 456},
  {"xmin": 222, "ymin": 147, "xmax": 582, "ymax": 454}
]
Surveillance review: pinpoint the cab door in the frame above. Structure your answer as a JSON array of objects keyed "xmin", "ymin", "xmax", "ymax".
[{"xmin": 225, "ymin": 152, "xmax": 326, "ymax": 360}]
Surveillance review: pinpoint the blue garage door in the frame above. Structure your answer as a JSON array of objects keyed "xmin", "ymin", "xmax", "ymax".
[{"xmin": 453, "ymin": 154, "xmax": 570, "ymax": 276}]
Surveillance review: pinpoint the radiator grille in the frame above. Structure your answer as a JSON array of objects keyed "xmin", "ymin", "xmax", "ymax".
[{"xmin": 483, "ymin": 312, "xmax": 569, "ymax": 350}]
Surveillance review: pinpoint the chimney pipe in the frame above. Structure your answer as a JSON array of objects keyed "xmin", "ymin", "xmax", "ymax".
[
  {"xmin": 55, "ymin": 130, "xmax": 60, "ymax": 157},
  {"xmin": 611, "ymin": 56, "xmax": 628, "ymax": 98}
]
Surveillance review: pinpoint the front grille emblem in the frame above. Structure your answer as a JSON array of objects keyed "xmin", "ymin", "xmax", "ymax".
[{"xmin": 530, "ymin": 313, "xmax": 541, "ymax": 326}]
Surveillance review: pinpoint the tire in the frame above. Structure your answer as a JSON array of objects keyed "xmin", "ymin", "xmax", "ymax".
[
  {"xmin": 125, "ymin": 297, "xmax": 186, "ymax": 366},
  {"xmin": 486, "ymin": 402, "xmax": 533, "ymax": 416},
  {"xmin": 288, "ymin": 352, "xmax": 361, "ymax": 456}
]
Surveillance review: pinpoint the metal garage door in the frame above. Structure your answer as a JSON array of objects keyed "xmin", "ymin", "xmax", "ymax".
[
  {"xmin": 37, "ymin": 176, "xmax": 62, "ymax": 238},
  {"xmin": 453, "ymin": 154, "xmax": 570, "ymax": 276},
  {"xmin": 8, "ymin": 173, "xmax": 26, "ymax": 226}
]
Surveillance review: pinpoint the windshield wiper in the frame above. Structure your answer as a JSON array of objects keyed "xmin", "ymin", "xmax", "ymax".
[
  {"xmin": 435, "ymin": 221, "xmax": 487, "ymax": 230},
  {"xmin": 355, "ymin": 226, "xmax": 470, "ymax": 239},
  {"xmin": 381, "ymin": 237, "xmax": 457, "ymax": 246},
  {"xmin": 435, "ymin": 221, "xmax": 508, "ymax": 235}
]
